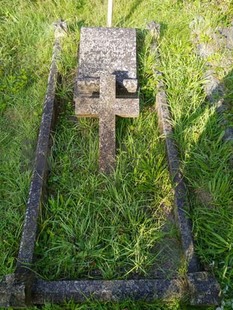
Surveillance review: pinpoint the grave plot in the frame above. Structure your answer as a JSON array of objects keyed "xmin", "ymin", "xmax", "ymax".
[
  {"xmin": 0, "ymin": 22, "xmax": 220, "ymax": 308},
  {"xmin": 35, "ymin": 26, "xmax": 181, "ymax": 283}
]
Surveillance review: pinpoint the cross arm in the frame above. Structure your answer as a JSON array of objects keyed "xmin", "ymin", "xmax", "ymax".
[
  {"xmin": 115, "ymin": 98, "xmax": 139, "ymax": 117},
  {"xmin": 75, "ymin": 98, "xmax": 99, "ymax": 117},
  {"xmin": 75, "ymin": 97, "xmax": 139, "ymax": 118}
]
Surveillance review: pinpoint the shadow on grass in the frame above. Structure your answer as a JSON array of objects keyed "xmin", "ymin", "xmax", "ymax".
[
  {"xmin": 173, "ymin": 66, "xmax": 233, "ymax": 296},
  {"xmin": 116, "ymin": 0, "xmax": 144, "ymax": 27},
  {"xmin": 68, "ymin": 19, "xmax": 86, "ymax": 32}
]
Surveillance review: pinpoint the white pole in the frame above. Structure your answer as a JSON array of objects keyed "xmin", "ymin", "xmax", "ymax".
[{"xmin": 107, "ymin": 0, "xmax": 113, "ymax": 27}]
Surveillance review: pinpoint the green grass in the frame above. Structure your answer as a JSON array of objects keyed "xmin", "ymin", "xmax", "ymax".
[
  {"xmin": 1, "ymin": 0, "xmax": 233, "ymax": 309},
  {"xmin": 35, "ymin": 109, "xmax": 174, "ymax": 280}
]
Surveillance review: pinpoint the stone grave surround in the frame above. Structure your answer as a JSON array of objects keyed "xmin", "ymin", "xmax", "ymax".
[
  {"xmin": 74, "ymin": 27, "xmax": 139, "ymax": 173},
  {"xmin": 0, "ymin": 22, "xmax": 220, "ymax": 308}
]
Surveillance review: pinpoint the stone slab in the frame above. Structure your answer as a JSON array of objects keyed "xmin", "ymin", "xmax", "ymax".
[{"xmin": 75, "ymin": 27, "xmax": 138, "ymax": 95}]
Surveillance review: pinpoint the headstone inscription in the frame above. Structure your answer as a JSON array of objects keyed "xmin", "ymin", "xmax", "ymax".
[{"xmin": 74, "ymin": 27, "xmax": 139, "ymax": 173}]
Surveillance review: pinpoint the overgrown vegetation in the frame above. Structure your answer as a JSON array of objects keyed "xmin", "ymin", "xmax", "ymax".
[{"xmin": 1, "ymin": 0, "xmax": 233, "ymax": 309}]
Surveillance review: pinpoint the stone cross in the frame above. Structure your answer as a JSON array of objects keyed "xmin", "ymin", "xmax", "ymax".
[
  {"xmin": 74, "ymin": 27, "xmax": 139, "ymax": 173},
  {"xmin": 75, "ymin": 73, "xmax": 139, "ymax": 173}
]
